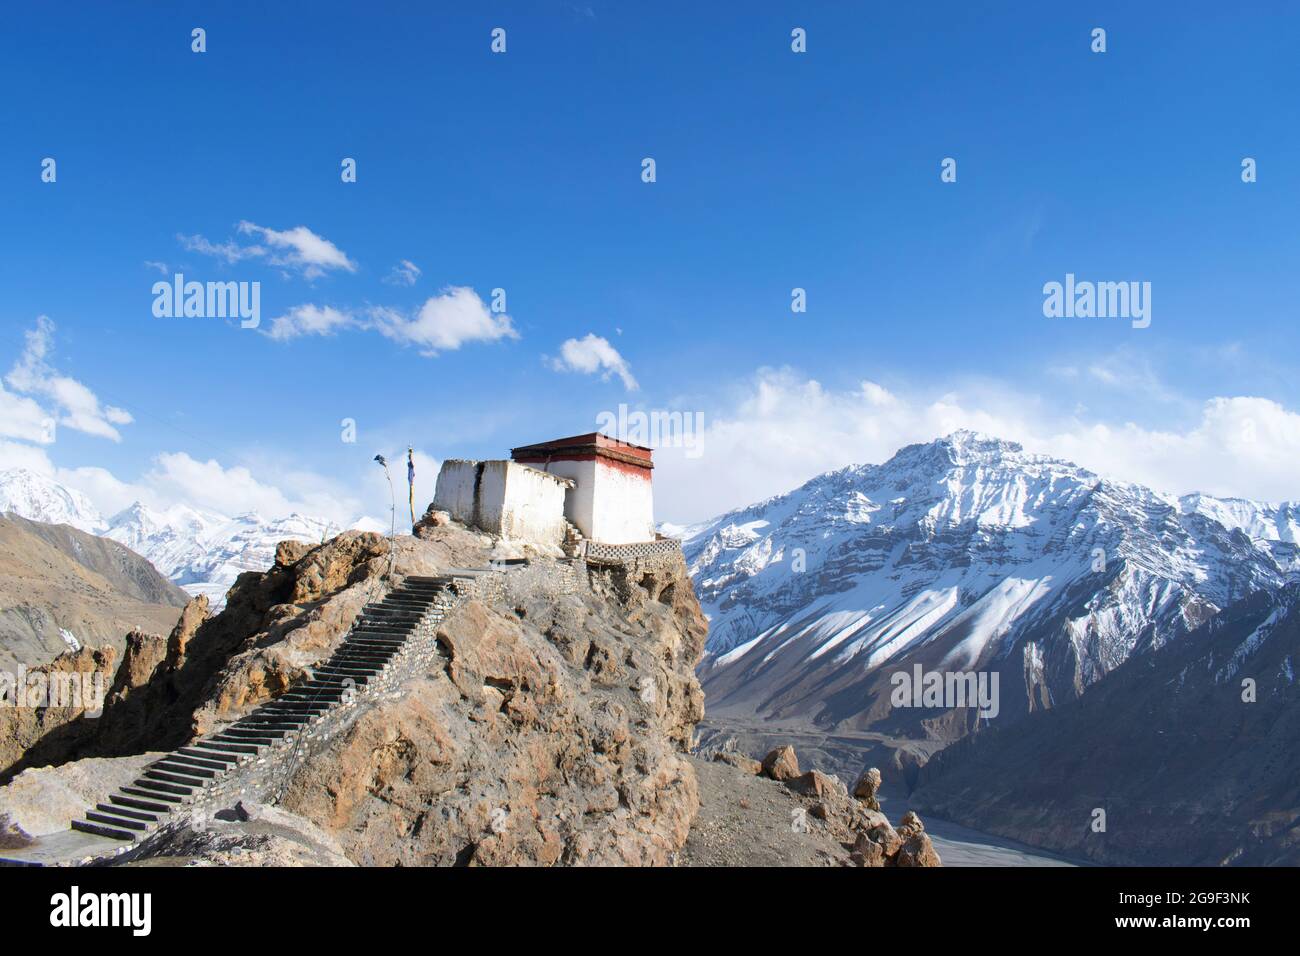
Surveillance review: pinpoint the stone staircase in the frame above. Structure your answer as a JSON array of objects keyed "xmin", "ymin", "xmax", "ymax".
[
  {"xmin": 561, "ymin": 519, "xmax": 587, "ymax": 558},
  {"xmin": 69, "ymin": 569, "xmax": 501, "ymax": 846}
]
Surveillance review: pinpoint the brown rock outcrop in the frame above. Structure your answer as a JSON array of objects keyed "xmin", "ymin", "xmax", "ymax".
[
  {"xmin": 2, "ymin": 529, "xmax": 427, "ymax": 776},
  {"xmin": 276, "ymin": 548, "xmax": 708, "ymax": 866},
  {"xmin": 852, "ymin": 766, "xmax": 883, "ymax": 809},
  {"xmin": 0, "ymin": 645, "xmax": 118, "ymax": 782},
  {"xmin": 896, "ymin": 833, "xmax": 942, "ymax": 866},
  {"xmin": 762, "ymin": 745, "xmax": 800, "ymax": 781}
]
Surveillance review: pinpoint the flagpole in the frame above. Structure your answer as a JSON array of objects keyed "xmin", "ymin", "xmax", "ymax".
[{"xmin": 407, "ymin": 446, "xmax": 416, "ymax": 530}]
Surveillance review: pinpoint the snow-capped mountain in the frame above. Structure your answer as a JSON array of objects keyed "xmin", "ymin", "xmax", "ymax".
[
  {"xmin": 109, "ymin": 506, "xmax": 391, "ymax": 607},
  {"xmin": 0, "ymin": 468, "xmax": 382, "ymax": 609},
  {"xmin": 0, "ymin": 468, "xmax": 106, "ymax": 534},
  {"xmin": 912, "ymin": 581, "xmax": 1300, "ymax": 865},
  {"xmin": 1178, "ymin": 493, "xmax": 1300, "ymax": 571},
  {"xmin": 684, "ymin": 431, "xmax": 1295, "ymax": 736},
  {"xmin": 103, "ymin": 505, "xmax": 352, "ymax": 607}
]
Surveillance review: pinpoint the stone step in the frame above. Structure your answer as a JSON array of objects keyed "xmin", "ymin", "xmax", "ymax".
[
  {"xmin": 354, "ymin": 623, "xmax": 417, "ymax": 635},
  {"xmin": 234, "ymin": 720, "xmax": 303, "ymax": 733},
  {"xmin": 295, "ymin": 678, "xmax": 353, "ymax": 691},
  {"xmin": 315, "ymin": 663, "xmax": 381, "ymax": 676},
  {"xmin": 292, "ymin": 683, "xmax": 355, "ymax": 695},
  {"xmin": 165, "ymin": 752, "xmax": 229, "ymax": 772},
  {"xmin": 241, "ymin": 720, "xmax": 309, "ymax": 734},
  {"xmin": 213, "ymin": 733, "xmax": 276, "ymax": 748},
  {"xmin": 154, "ymin": 758, "xmax": 218, "ymax": 779},
  {"xmin": 178, "ymin": 746, "xmax": 241, "ymax": 763},
  {"xmin": 131, "ymin": 777, "xmax": 194, "ymax": 798},
  {"xmin": 96, "ymin": 802, "xmax": 159, "ymax": 824},
  {"xmin": 260, "ymin": 701, "xmax": 330, "ymax": 713},
  {"xmin": 354, "ymin": 620, "xmax": 418, "ymax": 633},
  {"xmin": 121, "ymin": 784, "xmax": 185, "ymax": 804},
  {"xmin": 194, "ymin": 739, "xmax": 261, "ymax": 754},
  {"xmin": 329, "ymin": 653, "xmax": 393, "ymax": 665},
  {"xmin": 280, "ymin": 692, "xmax": 350, "ymax": 705},
  {"xmin": 145, "ymin": 768, "xmax": 210, "ymax": 788},
  {"xmin": 264, "ymin": 697, "xmax": 331, "ymax": 709},
  {"xmin": 85, "ymin": 808, "xmax": 149, "ymax": 831},
  {"xmin": 221, "ymin": 727, "xmax": 288, "ymax": 740},
  {"xmin": 73, "ymin": 819, "xmax": 135, "ymax": 841},
  {"xmin": 334, "ymin": 646, "xmax": 397, "ymax": 658},
  {"xmin": 111, "ymin": 793, "xmax": 172, "ymax": 814},
  {"xmin": 314, "ymin": 660, "xmax": 382, "ymax": 672},
  {"xmin": 360, "ymin": 609, "xmax": 423, "ymax": 620}
]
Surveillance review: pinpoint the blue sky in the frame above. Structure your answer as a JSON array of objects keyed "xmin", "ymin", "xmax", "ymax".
[{"xmin": 2, "ymin": 2, "xmax": 1298, "ymax": 524}]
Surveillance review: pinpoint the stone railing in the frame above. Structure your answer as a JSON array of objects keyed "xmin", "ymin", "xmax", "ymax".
[{"xmin": 582, "ymin": 538, "xmax": 683, "ymax": 567}]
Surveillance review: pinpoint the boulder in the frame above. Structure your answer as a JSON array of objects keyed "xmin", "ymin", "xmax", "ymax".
[
  {"xmin": 865, "ymin": 822, "xmax": 902, "ymax": 857},
  {"xmin": 895, "ymin": 831, "xmax": 942, "ymax": 867},
  {"xmin": 850, "ymin": 831, "xmax": 888, "ymax": 867},
  {"xmin": 761, "ymin": 745, "xmax": 800, "ymax": 782},
  {"xmin": 852, "ymin": 766, "xmax": 883, "ymax": 809},
  {"xmin": 794, "ymin": 769, "xmax": 840, "ymax": 799}
]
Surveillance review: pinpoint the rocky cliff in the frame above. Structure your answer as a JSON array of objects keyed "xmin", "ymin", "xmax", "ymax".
[{"xmin": 0, "ymin": 519, "xmax": 711, "ymax": 866}]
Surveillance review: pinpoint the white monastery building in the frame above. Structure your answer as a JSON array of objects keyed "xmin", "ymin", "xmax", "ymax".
[{"xmin": 432, "ymin": 432, "xmax": 657, "ymax": 548}]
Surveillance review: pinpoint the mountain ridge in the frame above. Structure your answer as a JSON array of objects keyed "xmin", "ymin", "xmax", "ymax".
[
  {"xmin": 682, "ymin": 430, "xmax": 1295, "ymax": 740},
  {"xmin": 0, "ymin": 468, "xmax": 382, "ymax": 608}
]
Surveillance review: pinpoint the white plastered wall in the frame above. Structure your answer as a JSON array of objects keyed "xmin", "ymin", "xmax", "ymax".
[
  {"xmin": 432, "ymin": 459, "xmax": 568, "ymax": 547},
  {"xmin": 529, "ymin": 457, "xmax": 654, "ymax": 544}
]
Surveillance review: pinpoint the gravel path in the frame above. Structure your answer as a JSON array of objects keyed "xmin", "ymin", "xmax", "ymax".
[{"xmin": 678, "ymin": 756, "xmax": 850, "ymax": 866}]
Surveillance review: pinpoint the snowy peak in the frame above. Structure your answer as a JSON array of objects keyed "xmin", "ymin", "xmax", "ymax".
[
  {"xmin": 0, "ymin": 468, "xmax": 105, "ymax": 534},
  {"xmin": 1179, "ymin": 493, "xmax": 1300, "ymax": 545},
  {"xmin": 915, "ymin": 430, "xmax": 1028, "ymax": 467},
  {"xmin": 687, "ymin": 432, "xmax": 1292, "ymax": 735}
]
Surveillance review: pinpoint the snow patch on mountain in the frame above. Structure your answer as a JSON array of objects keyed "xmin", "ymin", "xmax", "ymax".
[
  {"xmin": 0, "ymin": 468, "xmax": 106, "ymax": 534},
  {"xmin": 685, "ymin": 431, "xmax": 1294, "ymax": 730}
]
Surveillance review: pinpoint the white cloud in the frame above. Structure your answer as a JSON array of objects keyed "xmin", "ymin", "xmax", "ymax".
[
  {"xmin": 14, "ymin": 449, "xmax": 375, "ymax": 529},
  {"xmin": 373, "ymin": 287, "xmax": 517, "ymax": 355},
  {"xmin": 178, "ymin": 232, "xmax": 263, "ymax": 264},
  {"xmin": 651, "ymin": 367, "xmax": 1300, "ymax": 523},
  {"xmin": 0, "ymin": 438, "xmax": 57, "ymax": 474},
  {"xmin": 0, "ymin": 381, "xmax": 55, "ymax": 444},
  {"xmin": 237, "ymin": 221, "xmax": 356, "ymax": 278},
  {"xmin": 264, "ymin": 304, "xmax": 355, "ymax": 341},
  {"xmin": 383, "ymin": 259, "xmax": 421, "ymax": 286},
  {"xmin": 143, "ymin": 260, "xmax": 169, "ymax": 275},
  {"xmin": 178, "ymin": 222, "xmax": 356, "ymax": 279},
  {"xmin": 257, "ymin": 288, "xmax": 516, "ymax": 356},
  {"xmin": 549, "ymin": 333, "xmax": 638, "ymax": 390},
  {"xmin": 4, "ymin": 317, "xmax": 133, "ymax": 442}
]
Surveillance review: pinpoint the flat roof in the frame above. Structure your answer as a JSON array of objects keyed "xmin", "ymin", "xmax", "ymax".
[
  {"xmin": 511, "ymin": 432, "xmax": 653, "ymax": 470},
  {"xmin": 512, "ymin": 432, "xmax": 652, "ymax": 453}
]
